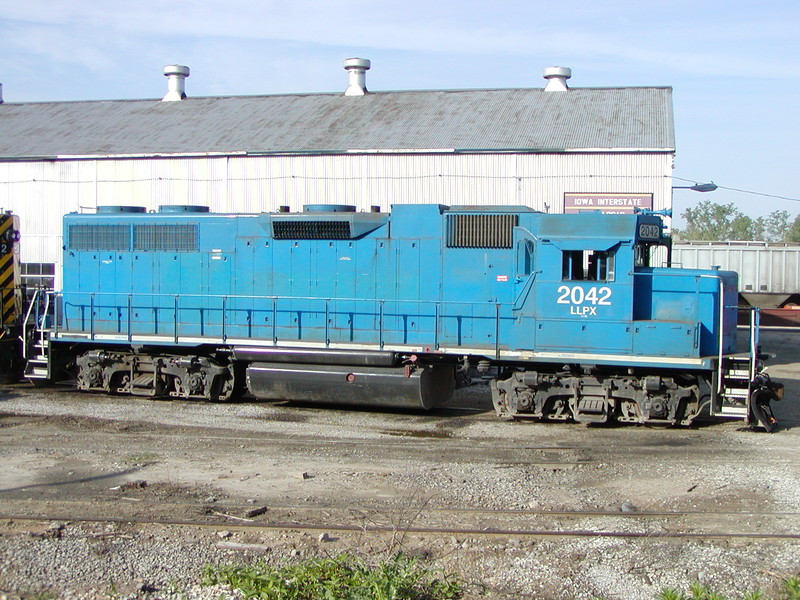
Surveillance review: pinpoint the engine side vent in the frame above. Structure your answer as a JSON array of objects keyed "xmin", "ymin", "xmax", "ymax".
[
  {"xmin": 446, "ymin": 214, "xmax": 518, "ymax": 249},
  {"xmin": 68, "ymin": 224, "xmax": 131, "ymax": 251},
  {"xmin": 273, "ymin": 220, "xmax": 352, "ymax": 240},
  {"xmin": 134, "ymin": 224, "xmax": 198, "ymax": 251}
]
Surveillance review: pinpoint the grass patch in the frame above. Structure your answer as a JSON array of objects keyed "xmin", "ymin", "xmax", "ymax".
[
  {"xmin": 658, "ymin": 577, "xmax": 800, "ymax": 600},
  {"xmin": 202, "ymin": 552, "xmax": 466, "ymax": 600},
  {"xmin": 123, "ymin": 451, "xmax": 159, "ymax": 465}
]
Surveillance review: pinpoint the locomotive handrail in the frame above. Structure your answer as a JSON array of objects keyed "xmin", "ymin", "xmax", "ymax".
[
  {"xmin": 55, "ymin": 291, "xmax": 506, "ymax": 304},
  {"xmin": 434, "ymin": 303, "xmax": 439, "ymax": 351},
  {"xmin": 512, "ymin": 270, "xmax": 540, "ymax": 311},
  {"xmin": 495, "ymin": 303, "xmax": 501, "ymax": 359},
  {"xmin": 20, "ymin": 288, "xmax": 39, "ymax": 346},
  {"xmin": 49, "ymin": 275, "xmax": 747, "ymax": 378},
  {"xmin": 53, "ymin": 289, "xmax": 59, "ymax": 336},
  {"xmin": 174, "ymin": 295, "xmax": 179, "ymax": 344},
  {"xmin": 90, "ymin": 294, "xmax": 95, "ymax": 340},
  {"xmin": 52, "ymin": 290, "xmax": 511, "ymax": 352},
  {"xmin": 21, "ymin": 288, "xmax": 56, "ymax": 360},
  {"xmin": 20, "ymin": 287, "xmax": 41, "ymax": 359},
  {"xmin": 325, "ymin": 301, "xmax": 330, "ymax": 346},
  {"xmin": 272, "ymin": 298, "xmax": 277, "ymax": 343},
  {"xmin": 222, "ymin": 296, "xmax": 227, "ymax": 342},
  {"xmin": 379, "ymin": 300, "xmax": 384, "ymax": 349}
]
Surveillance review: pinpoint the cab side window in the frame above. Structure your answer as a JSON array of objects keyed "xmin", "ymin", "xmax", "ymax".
[
  {"xmin": 562, "ymin": 250, "xmax": 615, "ymax": 281},
  {"xmin": 634, "ymin": 243, "xmax": 651, "ymax": 267}
]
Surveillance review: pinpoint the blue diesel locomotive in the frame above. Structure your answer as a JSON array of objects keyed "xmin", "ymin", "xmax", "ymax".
[{"xmin": 24, "ymin": 203, "xmax": 782, "ymax": 428}]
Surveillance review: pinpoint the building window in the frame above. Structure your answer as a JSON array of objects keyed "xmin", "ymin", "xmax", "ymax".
[
  {"xmin": 21, "ymin": 263, "xmax": 55, "ymax": 289},
  {"xmin": 562, "ymin": 250, "xmax": 615, "ymax": 281}
]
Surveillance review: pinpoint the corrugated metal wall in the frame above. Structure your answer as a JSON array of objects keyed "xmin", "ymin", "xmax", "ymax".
[{"xmin": 0, "ymin": 152, "xmax": 673, "ymax": 287}]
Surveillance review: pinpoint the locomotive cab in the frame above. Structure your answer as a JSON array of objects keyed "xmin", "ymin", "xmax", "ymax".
[{"xmin": 492, "ymin": 211, "xmax": 755, "ymax": 426}]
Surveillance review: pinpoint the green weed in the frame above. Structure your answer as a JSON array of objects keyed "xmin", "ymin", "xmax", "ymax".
[
  {"xmin": 783, "ymin": 576, "xmax": 800, "ymax": 600},
  {"xmin": 202, "ymin": 552, "xmax": 465, "ymax": 600},
  {"xmin": 655, "ymin": 579, "xmax": 800, "ymax": 600},
  {"xmin": 123, "ymin": 451, "xmax": 159, "ymax": 465}
]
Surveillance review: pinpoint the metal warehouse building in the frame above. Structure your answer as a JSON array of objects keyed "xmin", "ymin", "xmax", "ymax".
[{"xmin": 0, "ymin": 62, "xmax": 675, "ymax": 289}]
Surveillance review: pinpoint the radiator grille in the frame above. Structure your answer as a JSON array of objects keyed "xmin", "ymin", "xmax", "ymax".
[
  {"xmin": 273, "ymin": 221, "xmax": 352, "ymax": 240},
  {"xmin": 446, "ymin": 214, "xmax": 518, "ymax": 249},
  {"xmin": 134, "ymin": 224, "xmax": 198, "ymax": 251},
  {"xmin": 67, "ymin": 224, "xmax": 130, "ymax": 251}
]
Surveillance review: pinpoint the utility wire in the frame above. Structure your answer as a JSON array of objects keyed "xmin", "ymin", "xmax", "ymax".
[
  {"xmin": 672, "ymin": 176, "xmax": 800, "ymax": 203},
  {"xmin": 714, "ymin": 185, "xmax": 800, "ymax": 202},
  {"xmin": 4, "ymin": 172, "xmax": 799, "ymax": 203}
]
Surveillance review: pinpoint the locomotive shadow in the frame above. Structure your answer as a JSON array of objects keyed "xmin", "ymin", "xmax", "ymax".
[
  {"xmin": 259, "ymin": 398, "xmax": 495, "ymax": 420},
  {"xmin": 736, "ymin": 329, "xmax": 800, "ymax": 430},
  {"xmin": 0, "ymin": 464, "xmax": 148, "ymax": 495},
  {"xmin": 239, "ymin": 378, "xmax": 497, "ymax": 420},
  {"xmin": 0, "ymin": 381, "xmax": 33, "ymax": 401}
]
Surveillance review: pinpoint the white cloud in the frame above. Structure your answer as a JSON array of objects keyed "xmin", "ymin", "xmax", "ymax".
[
  {"xmin": 0, "ymin": 0, "xmax": 797, "ymax": 214},
  {"xmin": 0, "ymin": 0, "xmax": 795, "ymax": 85},
  {"xmin": 2, "ymin": 23, "xmax": 118, "ymax": 72}
]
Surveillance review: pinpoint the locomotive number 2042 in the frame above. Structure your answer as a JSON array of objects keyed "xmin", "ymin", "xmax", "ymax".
[{"xmin": 556, "ymin": 285, "xmax": 612, "ymax": 307}]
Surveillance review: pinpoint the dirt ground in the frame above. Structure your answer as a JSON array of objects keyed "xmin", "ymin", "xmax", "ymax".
[{"xmin": 0, "ymin": 329, "xmax": 799, "ymax": 599}]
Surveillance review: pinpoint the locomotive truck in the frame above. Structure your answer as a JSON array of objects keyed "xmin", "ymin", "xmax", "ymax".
[{"xmin": 19, "ymin": 203, "xmax": 783, "ymax": 429}]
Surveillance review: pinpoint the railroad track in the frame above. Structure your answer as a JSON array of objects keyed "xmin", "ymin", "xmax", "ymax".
[
  {"xmin": 3, "ymin": 391, "xmax": 799, "ymax": 549},
  {"xmin": 2, "ymin": 498, "xmax": 799, "ymax": 541},
  {"xmin": 4, "ymin": 426, "xmax": 798, "ymax": 469}
]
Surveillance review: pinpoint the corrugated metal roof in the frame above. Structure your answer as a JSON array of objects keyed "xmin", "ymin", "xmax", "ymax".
[{"xmin": 0, "ymin": 87, "xmax": 674, "ymax": 158}]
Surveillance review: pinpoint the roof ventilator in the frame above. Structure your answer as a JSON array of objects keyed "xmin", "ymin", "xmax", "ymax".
[
  {"xmin": 543, "ymin": 66, "xmax": 571, "ymax": 92},
  {"xmin": 344, "ymin": 58, "xmax": 370, "ymax": 96},
  {"xmin": 162, "ymin": 65, "xmax": 190, "ymax": 101}
]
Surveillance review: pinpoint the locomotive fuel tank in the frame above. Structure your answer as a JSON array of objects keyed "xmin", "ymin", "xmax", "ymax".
[
  {"xmin": 233, "ymin": 346, "xmax": 455, "ymax": 409},
  {"xmin": 246, "ymin": 362, "xmax": 455, "ymax": 409}
]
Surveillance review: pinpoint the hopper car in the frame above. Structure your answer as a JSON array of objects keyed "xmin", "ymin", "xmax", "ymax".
[{"xmin": 16, "ymin": 204, "xmax": 783, "ymax": 430}]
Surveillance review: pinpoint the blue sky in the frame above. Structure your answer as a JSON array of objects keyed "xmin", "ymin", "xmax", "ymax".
[{"xmin": 1, "ymin": 0, "xmax": 798, "ymax": 224}]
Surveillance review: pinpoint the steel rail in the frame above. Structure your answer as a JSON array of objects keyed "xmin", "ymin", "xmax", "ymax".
[
  {"xmin": 5, "ymin": 498, "xmax": 800, "ymax": 520},
  {"xmin": 2, "ymin": 512, "xmax": 798, "ymax": 541}
]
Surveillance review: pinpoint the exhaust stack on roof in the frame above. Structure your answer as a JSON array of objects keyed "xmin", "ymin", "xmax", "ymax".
[
  {"xmin": 162, "ymin": 65, "xmax": 190, "ymax": 101},
  {"xmin": 343, "ymin": 58, "xmax": 370, "ymax": 96},
  {"xmin": 543, "ymin": 66, "xmax": 571, "ymax": 91}
]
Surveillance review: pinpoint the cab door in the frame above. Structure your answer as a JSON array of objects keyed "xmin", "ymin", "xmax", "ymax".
[
  {"xmin": 534, "ymin": 242, "xmax": 633, "ymax": 354},
  {"xmin": 507, "ymin": 234, "xmax": 538, "ymax": 351}
]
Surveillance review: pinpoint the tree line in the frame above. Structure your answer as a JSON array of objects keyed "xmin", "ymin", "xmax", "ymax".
[{"xmin": 672, "ymin": 200, "xmax": 800, "ymax": 242}]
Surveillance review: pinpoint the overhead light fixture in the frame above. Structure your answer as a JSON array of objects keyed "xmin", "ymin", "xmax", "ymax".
[{"xmin": 672, "ymin": 182, "xmax": 718, "ymax": 192}]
